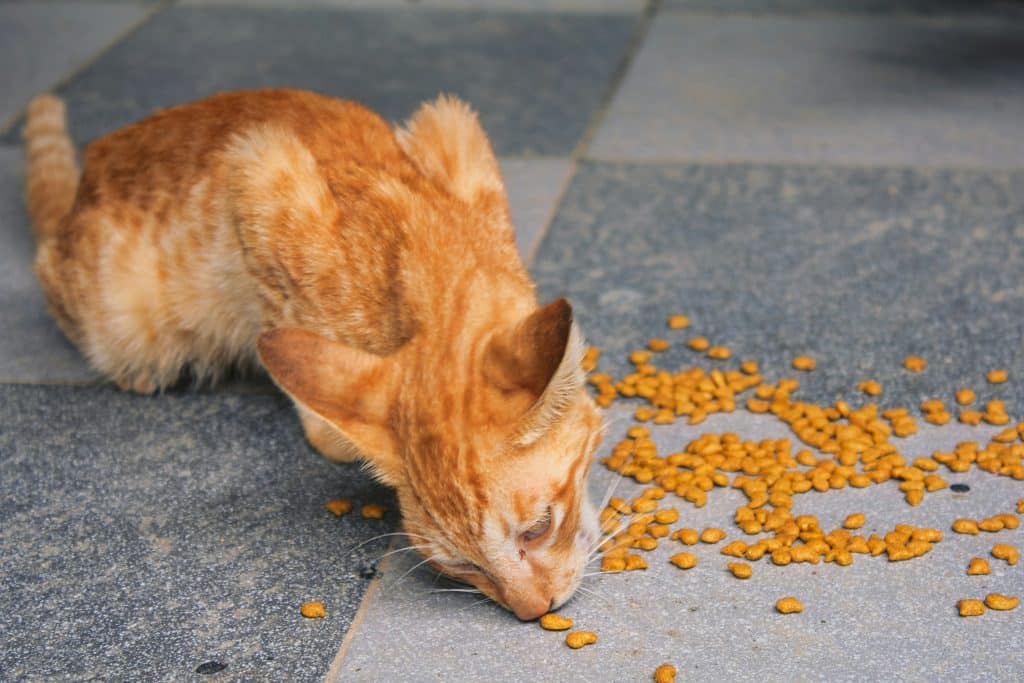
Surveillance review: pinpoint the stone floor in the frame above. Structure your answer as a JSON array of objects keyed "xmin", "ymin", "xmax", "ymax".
[{"xmin": 1, "ymin": 1, "xmax": 1022, "ymax": 681}]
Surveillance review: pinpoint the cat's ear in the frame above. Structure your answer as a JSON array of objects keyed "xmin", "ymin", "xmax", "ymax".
[
  {"xmin": 483, "ymin": 298, "xmax": 586, "ymax": 446},
  {"xmin": 395, "ymin": 94, "xmax": 506, "ymax": 210},
  {"xmin": 257, "ymin": 328, "xmax": 401, "ymax": 483}
]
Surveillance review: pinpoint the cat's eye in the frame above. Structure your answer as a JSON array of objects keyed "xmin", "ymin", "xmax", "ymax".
[{"xmin": 522, "ymin": 508, "xmax": 552, "ymax": 543}]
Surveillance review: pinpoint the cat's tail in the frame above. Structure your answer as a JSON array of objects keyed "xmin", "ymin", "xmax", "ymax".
[{"xmin": 23, "ymin": 94, "xmax": 80, "ymax": 241}]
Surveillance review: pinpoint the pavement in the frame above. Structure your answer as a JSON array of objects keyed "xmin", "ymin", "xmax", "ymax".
[{"xmin": 1, "ymin": 1, "xmax": 1022, "ymax": 681}]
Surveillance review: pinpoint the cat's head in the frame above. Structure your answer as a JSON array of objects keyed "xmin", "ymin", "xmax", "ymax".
[{"xmin": 258, "ymin": 299, "xmax": 605, "ymax": 620}]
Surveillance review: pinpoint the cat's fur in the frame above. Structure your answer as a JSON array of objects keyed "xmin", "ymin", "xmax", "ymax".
[{"xmin": 24, "ymin": 89, "xmax": 604, "ymax": 619}]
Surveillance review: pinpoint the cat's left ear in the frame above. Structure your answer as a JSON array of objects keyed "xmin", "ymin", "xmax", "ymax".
[
  {"xmin": 257, "ymin": 328, "xmax": 402, "ymax": 483},
  {"xmin": 395, "ymin": 94, "xmax": 507, "ymax": 212},
  {"xmin": 483, "ymin": 298, "xmax": 587, "ymax": 446}
]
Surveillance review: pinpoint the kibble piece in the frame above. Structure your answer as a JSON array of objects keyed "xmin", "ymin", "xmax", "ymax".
[
  {"xmin": 959, "ymin": 410, "xmax": 983, "ymax": 426},
  {"xmin": 858, "ymin": 380, "xmax": 883, "ymax": 396},
  {"xmin": 324, "ymin": 499, "xmax": 353, "ymax": 517},
  {"xmin": 967, "ymin": 558, "xmax": 991, "ymax": 575},
  {"xmin": 648, "ymin": 338, "xmax": 671, "ymax": 352},
  {"xmin": 843, "ymin": 513, "xmax": 866, "ymax": 530},
  {"xmin": 707, "ymin": 346, "xmax": 731, "ymax": 360},
  {"xmin": 625, "ymin": 554, "xmax": 648, "ymax": 571},
  {"xmin": 720, "ymin": 540, "xmax": 748, "ymax": 557},
  {"xmin": 992, "ymin": 544, "xmax": 1019, "ymax": 566},
  {"xmin": 565, "ymin": 631, "xmax": 598, "ymax": 649},
  {"xmin": 669, "ymin": 552, "xmax": 698, "ymax": 570},
  {"xmin": 904, "ymin": 355, "xmax": 927, "ymax": 372},
  {"xmin": 741, "ymin": 359, "xmax": 759, "ymax": 375},
  {"xmin": 955, "ymin": 388, "xmax": 976, "ymax": 405},
  {"xmin": 728, "ymin": 562, "xmax": 753, "ymax": 579},
  {"xmin": 654, "ymin": 663, "xmax": 677, "ymax": 683},
  {"xmin": 952, "ymin": 519, "xmax": 980, "ymax": 535},
  {"xmin": 300, "ymin": 601, "xmax": 326, "ymax": 619},
  {"xmin": 687, "ymin": 336, "xmax": 710, "ymax": 351},
  {"xmin": 987, "ymin": 369, "xmax": 1009, "ymax": 384},
  {"xmin": 792, "ymin": 356, "xmax": 816, "ymax": 371},
  {"xmin": 602, "ymin": 556, "xmax": 626, "ymax": 572},
  {"xmin": 654, "ymin": 509, "xmax": 680, "ymax": 525},
  {"xmin": 635, "ymin": 537, "xmax": 658, "ymax": 551},
  {"xmin": 978, "ymin": 517, "xmax": 1004, "ymax": 533},
  {"xmin": 360, "ymin": 503, "xmax": 387, "ymax": 519},
  {"xmin": 776, "ymin": 597, "xmax": 803, "ymax": 614},
  {"xmin": 667, "ymin": 314, "xmax": 690, "ymax": 330},
  {"xmin": 1019, "ymin": 499, "xmax": 1024, "ymax": 514},
  {"xmin": 540, "ymin": 613, "xmax": 574, "ymax": 631},
  {"xmin": 673, "ymin": 528, "xmax": 699, "ymax": 545},
  {"xmin": 700, "ymin": 528, "xmax": 726, "ymax": 544},
  {"xmin": 984, "ymin": 594, "xmax": 1020, "ymax": 611},
  {"xmin": 958, "ymin": 599, "xmax": 986, "ymax": 617}
]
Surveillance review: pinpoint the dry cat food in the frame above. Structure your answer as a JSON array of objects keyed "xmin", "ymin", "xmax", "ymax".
[
  {"xmin": 957, "ymin": 599, "xmax": 986, "ymax": 617},
  {"xmin": 324, "ymin": 499, "xmax": 353, "ymax": 516},
  {"xmin": 967, "ymin": 558, "xmax": 991, "ymax": 575},
  {"xmin": 653, "ymin": 663, "xmax": 677, "ymax": 683},
  {"xmin": 775, "ymin": 597, "xmax": 803, "ymax": 614},
  {"xmin": 792, "ymin": 356, "xmax": 816, "ymax": 371},
  {"xmin": 991, "ymin": 544, "xmax": 1019, "ymax": 566},
  {"xmin": 565, "ymin": 631, "xmax": 598, "ymax": 649},
  {"xmin": 300, "ymin": 601, "xmax": 326, "ymax": 618},
  {"xmin": 360, "ymin": 503, "xmax": 387, "ymax": 519},
  {"xmin": 984, "ymin": 593, "xmax": 1020, "ymax": 611},
  {"xmin": 539, "ymin": 613, "xmax": 574, "ymax": 631},
  {"xmin": 669, "ymin": 552, "xmax": 697, "ymax": 570}
]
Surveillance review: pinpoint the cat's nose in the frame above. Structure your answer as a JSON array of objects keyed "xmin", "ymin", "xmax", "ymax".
[{"xmin": 511, "ymin": 595, "xmax": 553, "ymax": 621}]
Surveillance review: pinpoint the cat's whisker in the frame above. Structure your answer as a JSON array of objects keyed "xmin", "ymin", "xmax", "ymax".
[
  {"xmin": 388, "ymin": 554, "xmax": 445, "ymax": 589},
  {"xmin": 574, "ymin": 583, "xmax": 613, "ymax": 608},
  {"xmin": 426, "ymin": 588, "xmax": 483, "ymax": 595},
  {"xmin": 344, "ymin": 531, "xmax": 430, "ymax": 556},
  {"xmin": 377, "ymin": 543, "xmax": 432, "ymax": 562},
  {"xmin": 460, "ymin": 596, "xmax": 496, "ymax": 612}
]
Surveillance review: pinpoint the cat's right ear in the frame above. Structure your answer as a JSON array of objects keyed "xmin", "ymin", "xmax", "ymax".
[{"xmin": 257, "ymin": 328, "xmax": 402, "ymax": 483}]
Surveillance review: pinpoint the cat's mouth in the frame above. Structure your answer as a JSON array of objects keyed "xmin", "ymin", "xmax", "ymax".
[{"xmin": 427, "ymin": 559, "xmax": 554, "ymax": 621}]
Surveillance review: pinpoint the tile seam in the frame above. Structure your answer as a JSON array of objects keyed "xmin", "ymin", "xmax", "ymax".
[
  {"xmin": 525, "ymin": 0, "xmax": 659, "ymax": 267},
  {"xmin": 322, "ymin": 539, "xmax": 394, "ymax": 682},
  {"xmin": 0, "ymin": 0, "xmax": 175, "ymax": 138}
]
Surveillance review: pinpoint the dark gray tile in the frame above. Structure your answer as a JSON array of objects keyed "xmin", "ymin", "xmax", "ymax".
[
  {"xmin": 335, "ymin": 404, "xmax": 1023, "ymax": 682},
  {"xmin": 590, "ymin": 12, "xmax": 1024, "ymax": 167},
  {"xmin": 2, "ymin": 7, "xmax": 638, "ymax": 156},
  {"xmin": 0, "ymin": 2, "xmax": 155, "ymax": 133},
  {"xmin": 666, "ymin": 0, "xmax": 1023, "ymax": 14},
  {"xmin": 0, "ymin": 384, "xmax": 394, "ymax": 681},
  {"xmin": 0, "ymin": 147, "xmax": 100, "ymax": 384},
  {"xmin": 532, "ymin": 162, "xmax": 1024, "ymax": 415}
]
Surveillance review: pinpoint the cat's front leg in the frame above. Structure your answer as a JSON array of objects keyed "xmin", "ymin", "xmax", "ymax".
[{"xmin": 296, "ymin": 405, "xmax": 361, "ymax": 463}]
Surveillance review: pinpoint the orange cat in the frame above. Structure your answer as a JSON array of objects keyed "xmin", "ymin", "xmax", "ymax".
[{"xmin": 23, "ymin": 88, "xmax": 605, "ymax": 619}]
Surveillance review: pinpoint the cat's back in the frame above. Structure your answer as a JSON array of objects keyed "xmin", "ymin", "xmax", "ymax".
[{"xmin": 78, "ymin": 88, "xmax": 413, "ymax": 213}]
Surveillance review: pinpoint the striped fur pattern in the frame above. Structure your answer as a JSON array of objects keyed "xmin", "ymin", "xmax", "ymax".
[{"xmin": 23, "ymin": 88, "xmax": 605, "ymax": 620}]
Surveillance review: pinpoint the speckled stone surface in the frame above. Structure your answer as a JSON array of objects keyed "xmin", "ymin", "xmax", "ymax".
[
  {"xmin": 589, "ymin": 11, "xmax": 1024, "ymax": 166},
  {"xmin": 0, "ymin": 6, "xmax": 638, "ymax": 156},
  {"xmin": 666, "ymin": 0, "xmax": 1023, "ymax": 13},
  {"xmin": 532, "ymin": 162, "xmax": 1024, "ymax": 416},
  {"xmin": 335, "ymin": 406, "xmax": 1024, "ymax": 682},
  {"xmin": 182, "ymin": 0, "xmax": 646, "ymax": 10},
  {"xmin": 0, "ymin": 384, "xmax": 394, "ymax": 681},
  {"xmin": 501, "ymin": 158, "xmax": 576, "ymax": 262},
  {"xmin": 0, "ymin": 1, "xmax": 154, "ymax": 134}
]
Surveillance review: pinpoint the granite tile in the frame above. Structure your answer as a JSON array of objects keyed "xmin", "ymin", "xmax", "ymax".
[
  {"xmin": 182, "ymin": 0, "xmax": 646, "ymax": 10},
  {"xmin": 500, "ymin": 158, "xmax": 576, "ymax": 263},
  {"xmin": 589, "ymin": 12, "xmax": 1024, "ymax": 167},
  {"xmin": 334, "ymin": 405, "xmax": 1024, "ymax": 681},
  {"xmin": 531, "ymin": 162, "xmax": 1024, "ymax": 416},
  {"xmin": 1, "ymin": 7, "xmax": 638, "ymax": 156},
  {"xmin": 0, "ymin": 384, "xmax": 394, "ymax": 681},
  {"xmin": 0, "ymin": 147, "xmax": 100, "ymax": 384},
  {"xmin": 0, "ymin": 2, "xmax": 155, "ymax": 134},
  {"xmin": 666, "ymin": 0, "xmax": 1023, "ymax": 14}
]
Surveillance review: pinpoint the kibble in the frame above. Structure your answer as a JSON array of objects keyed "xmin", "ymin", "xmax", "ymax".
[
  {"xmin": 654, "ymin": 663, "xmax": 677, "ymax": 683},
  {"xmin": 958, "ymin": 599, "xmax": 986, "ymax": 617},
  {"xmin": 775, "ymin": 597, "xmax": 803, "ymax": 614},
  {"xmin": 984, "ymin": 593, "xmax": 1020, "ymax": 611},
  {"xmin": 539, "ymin": 613, "xmax": 574, "ymax": 631},
  {"xmin": 360, "ymin": 503, "xmax": 387, "ymax": 519},
  {"xmin": 667, "ymin": 314, "xmax": 689, "ymax": 330},
  {"xmin": 792, "ymin": 356, "xmax": 816, "ymax": 371},
  {"xmin": 967, "ymin": 558, "xmax": 991, "ymax": 575},
  {"xmin": 565, "ymin": 631, "xmax": 598, "ymax": 649},
  {"xmin": 728, "ymin": 562, "xmax": 753, "ymax": 579},
  {"xmin": 324, "ymin": 499, "xmax": 353, "ymax": 517},
  {"xmin": 700, "ymin": 528, "xmax": 727, "ymax": 544},
  {"xmin": 843, "ymin": 513, "xmax": 865, "ymax": 530},
  {"xmin": 904, "ymin": 355, "xmax": 927, "ymax": 372},
  {"xmin": 669, "ymin": 552, "xmax": 697, "ymax": 570},
  {"xmin": 300, "ymin": 601, "xmax": 326, "ymax": 619},
  {"xmin": 992, "ymin": 544, "xmax": 1019, "ymax": 566},
  {"xmin": 987, "ymin": 369, "xmax": 1009, "ymax": 384}
]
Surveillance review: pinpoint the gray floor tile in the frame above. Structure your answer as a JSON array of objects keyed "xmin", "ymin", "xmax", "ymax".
[
  {"xmin": 2, "ymin": 6, "xmax": 638, "ymax": 156},
  {"xmin": 501, "ymin": 158, "xmax": 575, "ymax": 263},
  {"xmin": 531, "ymin": 162, "xmax": 1024, "ymax": 416},
  {"xmin": 589, "ymin": 12, "xmax": 1024, "ymax": 167},
  {"xmin": 0, "ymin": 384, "xmax": 394, "ymax": 681},
  {"xmin": 335, "ymin": 405, "xmax": 1023, "ymax": 682},
  {"xmin": 0, "ymin": 147, "xmax": 99, "ymax": 384},
  {"xmin": 0, "ymin": 2, "xmax": 155, "ymax": 134},
  {"xmin": 182, "ymin": 0, "xmax": 645, "ymax": 10},
  {"xmin": 666, "ymin": 0, "xmax": 1022, "ymax": 14}
]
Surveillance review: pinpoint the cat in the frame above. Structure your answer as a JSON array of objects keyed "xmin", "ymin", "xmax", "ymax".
[{"xmin": 23, "ymin": 88, "xmax": 605, "ymax": 620}]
